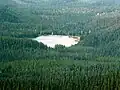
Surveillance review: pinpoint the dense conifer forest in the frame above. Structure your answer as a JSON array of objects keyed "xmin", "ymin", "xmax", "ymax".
[{"xmin": 1, "ymin": 0, "xmax": 120, "ymax": 89}]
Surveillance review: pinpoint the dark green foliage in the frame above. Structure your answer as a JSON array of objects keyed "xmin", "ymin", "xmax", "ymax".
[
  {"xmin": 0, "ymin": 36, "xmax": 48, "ymax": 61},
  {"xmin": 83, "ymin": 29, "xmax": 120, "ymax": 56},
  {"xmin": 1, "ymin": 0, "xmax": 120, "ymax": 89},
  {"xmin": 0, "ymin": 37, "xmax": 47, "ymax": 50},
  {"xmin": 0, "ymin": 36, "xmax": 95, "ymax": 61},
  {"xmin": 0, "ymin": 59, "xmax": 120, "ymax": 90},
  {"xmin": 0, "ymin": 5, "xmax": 20, "ymax": 23}
]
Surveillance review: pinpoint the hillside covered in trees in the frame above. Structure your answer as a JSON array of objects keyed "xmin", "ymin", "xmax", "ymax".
[{"xmin": 1, "ymin": 0, "xmax": 120, "ymax": 89}]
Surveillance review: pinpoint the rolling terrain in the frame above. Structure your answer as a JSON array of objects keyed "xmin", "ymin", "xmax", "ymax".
[{"xmin": 1, "ymin": 0, "xmax": 120, "ymax": 89}]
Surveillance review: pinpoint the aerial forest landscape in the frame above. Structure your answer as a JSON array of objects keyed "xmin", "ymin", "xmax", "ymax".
[{"xmin": 1, "ymin": 0, "xmax": 120, "ymax": 90}]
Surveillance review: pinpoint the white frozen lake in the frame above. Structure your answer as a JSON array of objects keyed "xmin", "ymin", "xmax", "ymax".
[{"xmin": 33, "ymin": 35, "xmax": 80, "ymax": 48}]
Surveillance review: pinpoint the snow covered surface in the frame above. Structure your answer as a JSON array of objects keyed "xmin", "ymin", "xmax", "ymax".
[{"xmin": 33, "ymin": 35, "xmax": 80, "ymax": 48}]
